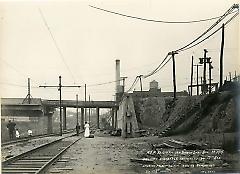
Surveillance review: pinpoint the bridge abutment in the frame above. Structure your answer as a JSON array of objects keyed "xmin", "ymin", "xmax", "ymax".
[{"xmin": 47, "ymin": 113, "xmax": 53, "ymax": 134}]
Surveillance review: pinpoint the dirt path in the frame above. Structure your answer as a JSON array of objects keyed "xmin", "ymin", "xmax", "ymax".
[{"xmin": 50, "ymin": 135, "xmax": 141, "ymax": 174}]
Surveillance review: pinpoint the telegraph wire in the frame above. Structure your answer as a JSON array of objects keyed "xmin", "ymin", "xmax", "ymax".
[
  {"xmin": 175, "ymin": 4, "xmax": 238, "ymax": 52},
  {"xmin": 143, "ymin": 53, "xmax": 169, "ymax": 78},
  {"xmin": 148, "ymin": 12, "xmax": 237, "ymax": 78},
  {"xmin": 0, "ymin": 82, "xmax": 39, "ymax": 88},
  {"xmin": 179, "ymin": 11, "xmax": 239, "ymax": 53},
  {"xmin": 126, "ymin": 76, "xmax": 139, "ymax": 93},
  {"xmin": 38, "ymin": 8, "xmax": 76, "ymax": 83},
  {"xmin": 0, "ymin": 58, "xmax": 41, "ymax": 87},
  {"xmin": 89, "ymin": 5, "xmax": 231, "ymax": 24},
  {"xmin": 125, "ymin": 4, "xmax": 238, "ymax": 92},
  {"xmin": 143, "ymin": 5, "xmax": 238, "ymax": 78},
  {"xmin": 87, "ymin": 79, "xmax": 123, "ymax": 87}
]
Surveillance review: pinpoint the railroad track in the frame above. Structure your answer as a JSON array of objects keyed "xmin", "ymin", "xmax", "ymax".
[
  {"xmin": 2, "ymin": 134, "xmax": 82, "ymax": 174},
  {"xmin": 2, "ymin": 129, "xmax": 75, "ymax": 147}
]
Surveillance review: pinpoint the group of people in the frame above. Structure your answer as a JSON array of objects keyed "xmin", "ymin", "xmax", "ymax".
[
  {"xmin": 6, "ymin": 120, "xmax": 33, "ymax": 140},
  {"xmin": 7, "ymin": 119, "xmax": 89, "ymax": 140}
]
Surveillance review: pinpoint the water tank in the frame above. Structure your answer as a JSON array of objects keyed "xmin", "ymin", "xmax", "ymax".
[{"xmin": 150, "ymin": 80, "xmax": 158, "ymax": 89}]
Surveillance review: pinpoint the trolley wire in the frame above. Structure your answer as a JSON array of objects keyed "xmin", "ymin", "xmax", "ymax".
[
  {"xmin": 38, "ymin": 8, "xmax": 76, "ymax": 83},
  {"xmin": 89, "ymin": 5, "xmax": 232, "ymax": 24}
]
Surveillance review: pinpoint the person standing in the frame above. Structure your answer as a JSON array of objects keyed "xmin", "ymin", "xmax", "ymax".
[
  {"xmin": 6, "ymin": 120, "xmax": 16, "ymax": 140},
  {"xmin": 15, "ymin": 128, "xmax": 20, "ymax": 138},
  {"xmin": 28, "ymin": 129, "xmax": 33, "ymax": 137},
  {"xmin": 84, "ymin": 122, "xmax": 90, "ymax": 138}
]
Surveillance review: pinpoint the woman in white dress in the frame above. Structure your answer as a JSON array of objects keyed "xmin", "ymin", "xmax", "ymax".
[{"xmin": 84, "ymin": 122, "xmax": 90, "ymax": 138}]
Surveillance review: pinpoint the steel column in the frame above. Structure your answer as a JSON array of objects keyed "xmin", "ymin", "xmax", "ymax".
[{"xmin": 96, "ymin": 107, "xmax": 100, "ymax": 129}]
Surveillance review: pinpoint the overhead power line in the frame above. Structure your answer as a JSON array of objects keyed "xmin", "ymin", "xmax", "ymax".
[
  {"xmin": 38, "ymin": 8, "xmax": 76, "ymax": 83},
  {"xmin": 145, "ymin": 11, "xmax": 238, "ymax": 79},
  {"xmin": 0, "ymin": 82, "xmax": 39, "ymax": 88},
  {"xmin": 87, "ymin": 79, "xmax": 123, "ymax": 87},
  {"xmin": 125, "ymin": 4, "xmax": 238, "ymax": 92},
  {"xmin": 0, "ymin": 58, "xmax": 41, "ymax": 86},
  {"xmin": 89, "ymin": 5, "xmax": 231, "ymax": 24},
  {"xmin": 126, "ymin": 76, "xmax": 139, "ymax": 93},
  {"xmin": 179, "ymin": 11, "xmax": 239, "ymax": 53},
  {"xmin": 144, "ymin": 5, "xmax": 238, "ymax": 79},
  {"xmin": 175, "ymin": 4, "xmax": 238, "ymax": 52},
  {"xmin": 143, "ymin": 53, "xmax": 169, "ymax": 78}
]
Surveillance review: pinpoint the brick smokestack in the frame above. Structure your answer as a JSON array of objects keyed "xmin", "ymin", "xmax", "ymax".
[{"xmin": 115, "ymin": 59, "xmax": 120, "ymax": 101}]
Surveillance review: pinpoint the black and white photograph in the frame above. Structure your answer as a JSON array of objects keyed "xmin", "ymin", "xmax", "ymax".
[{"xmin": 0, "ymin": 0, "xmax": 239, "ymax": 173}]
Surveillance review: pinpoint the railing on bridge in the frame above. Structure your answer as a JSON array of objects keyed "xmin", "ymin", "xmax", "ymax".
[{"xmin": 42, "ymin": 100, "xmax": 118, "ymax": 108}]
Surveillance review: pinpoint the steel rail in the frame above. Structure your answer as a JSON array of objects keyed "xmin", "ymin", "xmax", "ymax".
[
  {"xmin": 2, "ymin": 132, "xmax": 83, "ymax": 174},
  {"xmin": 1, "ymin": 129, "xmax": 75, "ymax": 147},
  {"xmin": 35, "ymin": 137, "xmax": 81, "ymax": 174},
  {"xmin": 2, "ymin": 138, "xmax": 64, "ymax": 165}
]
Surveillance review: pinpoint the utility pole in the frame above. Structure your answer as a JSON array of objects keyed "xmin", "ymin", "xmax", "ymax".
[
  {"xmin": 138, "ymin": 75, "xmax": 143, "ymax": 92},
  {"xmin": 190, "ymin": 56, "xmax": 194, "ymax": 96},
  {"xmin": 88, "ymin": 95, "xmax": 91, "ymax": 123},
  {"xmin": 59, "ymin": 76, "xmax": 62, "ymax": 135},
  {"xmin": 22, "ymin": 78, "xmax": 32, "ymax": 104},
  {"xmin": 234, "ymin": 71, "xmax": 237, "ymax": 81},
  {"xmin": 39, "ymin": 76, "xmax": 81, "ymax": 136},
  {"xmin": 76, "ymin": 94, "xmax": 80, "ymax": 136},
  {"xmin": 168, "ymin": 51, "xmax": 178, "ymax": 99},
  {"xmin": 196, "ymin": 65, "xmax": 199, "ymax": 95},
  {"xmin": 121, "ymin": 77, "xmax": 127, "ymax": 92},
  {"xmin": 76, "ymin": 94, "xmax": 79, "ymax": 125},
  {"xmin": 203, "ymin": 49, "xmax": 207, "ymax": 94},
  {"xmin": 220, "ymin": 24, "xmax": 225, "ymax": 87},
  {"xmin": 194, "ymin": 64, "xmax": 202, "ymax": 95},
  {"xmin": 209, "ymin": 62, "xmax": 213, "ymax": 93},
  {"xmin": 84, "ymin": 84, "xmax": 87, "ymax": 122}
]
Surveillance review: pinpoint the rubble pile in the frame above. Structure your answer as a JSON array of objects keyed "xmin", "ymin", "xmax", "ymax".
[{"xmin": 194, "ymin": 92, "xmax": 235, "ymax": 134}]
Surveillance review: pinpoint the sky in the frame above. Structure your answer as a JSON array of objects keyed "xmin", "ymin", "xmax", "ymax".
[{"xmin": 0, "ymin": 0, "xmax": 239, "ymax": 101}]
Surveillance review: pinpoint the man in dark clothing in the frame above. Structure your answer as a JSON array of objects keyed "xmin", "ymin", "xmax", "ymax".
[{"xmin": 7, "ymin": 120, "xmax": 16, "ymax": 140}]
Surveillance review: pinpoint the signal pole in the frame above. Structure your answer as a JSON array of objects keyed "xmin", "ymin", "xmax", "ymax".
[
  {"xmin": 190, "ymin": 56, "xmax": 194, "ymax": 96},
  {"xmin": 168, "ymin": 51, "xmax": 178, "ymax": 99},
  {"xmin": 193, "ymin": 64, "xmax": 202, "ymax": 95},
  {"xmin": 39, "ymin": 76, "xmax": 81, "ymax": 136},
  {"xmin": 209, "ymin": 62, "xmax": 213, "ymax": 93},
  {"xmin": 199, "ymin": 49, "xmax": 211, "ymax": 94}
]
